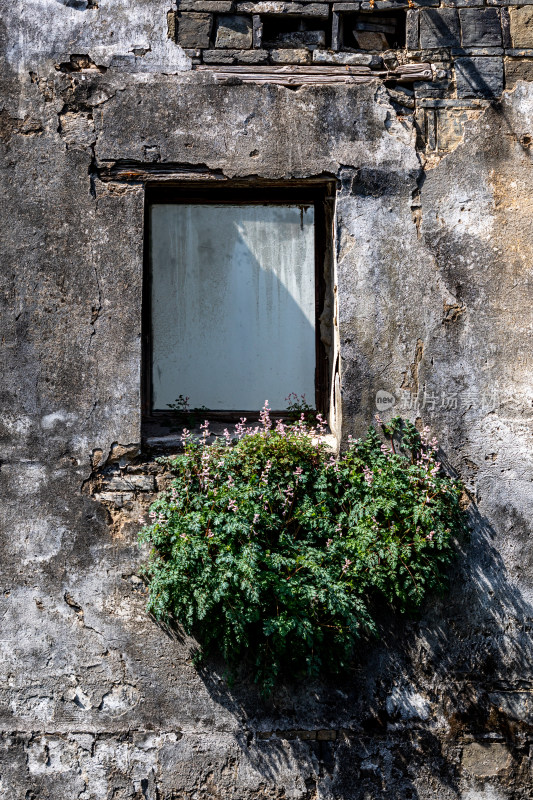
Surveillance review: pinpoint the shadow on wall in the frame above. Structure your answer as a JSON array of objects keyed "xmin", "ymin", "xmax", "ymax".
[
  {"xmin": 153, "ymin": 485, "xmax": 533, "ymax": 797},
  {"xmin": 423, "ymin": 13, "xmax": 530, "ymax": 154}
]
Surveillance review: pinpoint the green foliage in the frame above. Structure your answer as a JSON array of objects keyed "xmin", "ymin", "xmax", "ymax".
[
  {"xmin": 139, "ymin": 408, "xmax": 465, "ymax": 694},
  {"xmin": 167, "ymin": 395, "xmax": 209, "ymax": 429}
]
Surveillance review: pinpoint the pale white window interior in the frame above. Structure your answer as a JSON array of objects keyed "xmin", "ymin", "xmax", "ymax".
[{"xmin": 150, "ymin": 203, "xmax": 316, "ymax": 411}]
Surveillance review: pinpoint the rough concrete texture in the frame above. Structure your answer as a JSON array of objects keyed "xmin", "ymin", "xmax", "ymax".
[{"xmin": 1, "ymin": 1, "xmax": 533, "ymax": 798}]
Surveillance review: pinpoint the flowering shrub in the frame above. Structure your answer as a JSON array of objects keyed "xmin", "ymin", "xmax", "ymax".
[{"xmin": 139, "ymin": 407, "xmax": 465, "ymax": 693}]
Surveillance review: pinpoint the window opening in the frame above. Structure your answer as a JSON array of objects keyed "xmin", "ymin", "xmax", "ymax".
[{"xmin": 142, "ymin": 185, "xmax": 332, "ymax": 433}]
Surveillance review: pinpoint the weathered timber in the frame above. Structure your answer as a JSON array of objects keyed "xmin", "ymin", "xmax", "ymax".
[{"xmin": 194, "ymin": 62, "xmax": 432, "ymax": 82}]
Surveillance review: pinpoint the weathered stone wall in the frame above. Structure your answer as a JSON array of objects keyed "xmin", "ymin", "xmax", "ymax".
[{"xmin": 0, "ymin": 1, "xmax": 532, "ymax": 798}]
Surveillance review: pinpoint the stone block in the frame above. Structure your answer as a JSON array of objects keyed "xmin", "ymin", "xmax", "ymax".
[
  {"xmin": 215, "ymin": 15, "xmax": 253, "ymax": 48},
  {"xmin": 102, "ymin": 474, "xmax": 155, "ymax": 492},
  {"xmin": 202, "ymin": 48, "xmax": 269, "ymax": 63},
  {"xmin": 510, "ymin": 6, "xmax": 533, "ymax": 49},
  {"xmin": 460, "ymin": 9, "xmax": 501, "ymax": 47},
  {"xmin": 332, "ymin": 10, "xmax": 341, "ymax": 49},
  {"xmin": 461, "ymin": 742, "xmax": 511, "ymax": 777},
  {"xmin": 505, "ymin": 57, "xmax": 533, "ymax": 87},
  {"xmin": 177, "ymin": 12, "xmax": 213, "ymax": 48},
  {"xmin": 301, "ymin": 3, "xmax": 331, "ymax": 15},
  {"xmin": 332, "ymin": 2, "xmax": 360, "ymax": 10},
  {"xmin": 252, "ymin": 14, "xmax": 263, "ymax": 47},
  {"xmin": 419, "ymin": 9, "xmax": 460, "ymax": 48},
  {"xmin": 354, "ymin": 30, "xmax": 388, "ymax": 49},
  {"xmin": 313, "ymin": 49, "xmax": 382, "ymax": 66},
  {"xmin": 501, "ymin": 8, "xmax": 511, "ymax": 47},
  {"xmin": 414, "ymin": 79, "xmax": 453, "ymax": 99},
  {"xmin": 436, "ymin": 107, "xmax": 477, "ymax": 151},
  {"xmin": 270, "ymin": 47, "xmax": 312, "ymax": 63},
  {"xmin": 179, "ymin": 1, "xmax": 234, "ymax": 10},
  {"xmin": 487, "ymin": 0, "xmax": 533, "ymax": 5},
  {"xmin": 455, "ymin": 56, "xmax": 503, "ymax": 97},
  {"xmin": 316, "ymin": 729, "xmax": 337, "ymax": 740},
  {"xmin": 441, "ymin": 0, "xmax": 481, "ymax": 5},
  {"xmin": 237, "ymin": 2, "xmax": 329, "ymax": 15},
  {"xmin": 452, "ymin": 46, "xmax": 503, "ymax": 55},
  {"xmin": 406, "ymin": 10, "xmax": 419, "ymax": 50}
]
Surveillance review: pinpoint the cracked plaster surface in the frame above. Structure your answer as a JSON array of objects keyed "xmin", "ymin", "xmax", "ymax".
[{"xmin": 0, "ymin": 1, "xmax": 532, "ymax": 797}]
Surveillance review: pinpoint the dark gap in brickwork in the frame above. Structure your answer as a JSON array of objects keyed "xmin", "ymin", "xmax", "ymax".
[
  {"xmin": 341, "ymin": 10, "xmax": 406, "ymax": 51},
  {"xmin": 262, "ymin": 15, "xmax": 329, "ymax": 49}
]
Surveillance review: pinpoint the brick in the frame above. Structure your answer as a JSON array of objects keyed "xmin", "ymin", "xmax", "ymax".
[
  {"xmin": 452, "ymin": 46, "xmax": 503, "ymax": 55},
  {"xmin": 460, "ymin": 9, "xmax": 501, "ymax": 48},
  {"xmin": 293, "ymin": 729, "xmax": 317, "ymax": 740},
  {"xmin": 436, "ymin": 107, "xmax": 478, "ymax": 151},
  {"xmin": 202, "ymin": 48, "xmax": 269, "ymax": 62},
  {"xmin": 252, "ymin": 14, "xmax": 263, "ymax": 47},
  {"xmin": 419, "ymin": 9, "xmax": 460, "ymax": 49},
  {"xmin": 313, "ymin": 48, "xmax": 382, "ymax": 66},
  {"xmin": 426, "ymin": 108, "xmax": 436, "ymax": 150},
  {"xmin": 406, "ymin": 10, "xmax": 419, "ymax": 49},
  {"xmin": 409, "ymin": 47, "xmax": 452, "ymax": 61},
  {"xmin": 301, "ymin": 3, "xmax": 331, "ymax": 14},
  {"xmin": 506, "ymin": 48, "xmax": 533, "ymax": 56},
  {"xmin": 504, "ymin": 57, "xmax": 533, "ymax": 87},
  {"xmin": 441, "ymin": 0, "xmax": 482, "ymax": 6},
  {"xmin": 178, "ymin": 1, "xmax": 234, "ymax": 10},
  {"xmin": 455, "ymin": 56, "xmax": 503, "ymax": 97},
  {"xmin": 215, "ymin": 15, "xmax": 253, "ymax": 47},
  {"xmin": 102, "ymin": 475, "xmax": 156, "ymax": 492},
  {"xmin": 501, "ymin": 8, "xmax": 511, "ymax": 48},
  {"xmin": 360, "ymin": 0, "xmax": 439, "ymax": 7},
  {"xmin": 177, "ymin": 12, "xmax": 213, "ymax": 48},
  {"xmin": 510, "ymin": 6, "xmax": 533, "ymax": 49},
  {"xmin": 413, "ymin": 79, "xmax": 453, "ymax": 99},
  {"xmin": 332, "ymin": 11, "xmax": 341, "ymax": 49},
  {"xmin": 487, "ymin": 0, "xmax": 533, "ymax": 5},
  {"xmin": 269, "ymin": 47, "xmax": 312, "ymax": 62},
  {"xmin": 332, "ymin": 2, "xmax": 360, "ymax": 9},
  {"xmin": 316, "ymin": 729, "xmax": 337, "ymax": 741},
  {"xmin": 236, "ymin": 2, "xmax": 328, "ymax": 15}
]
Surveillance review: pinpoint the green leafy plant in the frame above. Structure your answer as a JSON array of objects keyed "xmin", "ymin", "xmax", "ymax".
[
  {"xmin": 284, "ymin": 392, "xmax": 317, "ymax": 425},
  {"xmin": 139, "ymin": 407, "xmax": 465, "ymax": 693},
  {"xmin": 167, "ymin": 395, "xmax": 209, "ymax": 429}
]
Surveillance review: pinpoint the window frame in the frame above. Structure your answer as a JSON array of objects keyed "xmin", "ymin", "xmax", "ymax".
[{"xmin": 142, "ymin": 181, "xmax": 333, "ymax": 428}]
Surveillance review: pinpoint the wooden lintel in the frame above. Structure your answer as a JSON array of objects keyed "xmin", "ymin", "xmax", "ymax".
[{"xmin": 194, "ymin": 62, "xmax": 433, "ymax": 85}]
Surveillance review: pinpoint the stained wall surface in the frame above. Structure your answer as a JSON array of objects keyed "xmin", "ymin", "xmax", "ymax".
[{"xmin": 0, "ymin": 1, "xmax": 532, "ymax": 798}]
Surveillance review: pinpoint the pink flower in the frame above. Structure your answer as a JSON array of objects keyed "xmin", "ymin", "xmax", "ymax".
[
  {"xmin": 341, "ymin": 558, "xmax": 352, "ymax": 574},
  {"xmin": 259, "ymin": 401, "xmax": 272, "ymax": 431},
  {"xmin": 228, "ymin": 498, "xmax": 238, "ymax": 513},
  {"xmin": 253, "ymin": 513, "xmax": 260, "ymax": 525}
]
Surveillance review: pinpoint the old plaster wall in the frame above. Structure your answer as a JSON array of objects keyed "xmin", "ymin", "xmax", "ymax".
[{"xmin": 0, "ymin": 1, "xmax": 532, "ymax": 798}]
